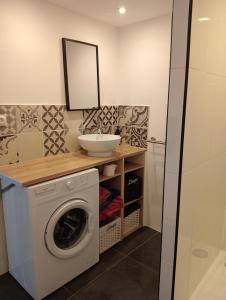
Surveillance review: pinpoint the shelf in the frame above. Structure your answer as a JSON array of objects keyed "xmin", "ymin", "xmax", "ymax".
[
  {"xmin": 98, "ymin": 151, "xmax": 145, "ymax": 248},
  {"xmin": 99, "ymin": 173, "xmax": 121, "ymax": 183},
  {"xmin": 124, "ymin": 197, "xmax": 143, "ymax": 207},
  {"xmin": 124, "ymin": 162, "xmax": 144, "ymax": 174}
]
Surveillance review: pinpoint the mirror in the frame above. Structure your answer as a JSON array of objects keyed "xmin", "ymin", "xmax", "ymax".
[{"xmin": 62, "ymin": 38, "xmax": 100, "ymax": 111}]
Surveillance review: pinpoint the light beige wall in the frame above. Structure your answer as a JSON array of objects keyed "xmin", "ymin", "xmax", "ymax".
[
  {"xmin": 118, "ymin": 15, "xmax": 172, "ymax": 231},
  {"xmin": 175, "ymin": 0, "xmax": 226, "ymax": 299},
  {"xmin": 0, "ymin": 0, "xmax": 118, "ymax": 105},
  {"xmin": 118, "ymin": 15, "xmax": 171, "ymax": 140}
]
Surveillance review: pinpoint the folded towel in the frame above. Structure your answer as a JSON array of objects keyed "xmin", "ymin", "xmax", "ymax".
[
  {"xmin": 105, "ymin": 188, "xmax": 120, "ymax": 202},
  {"xmin": 100, "ymin": 196, "xmax": 123, "ymax": 221},
  {"xmin": 99, "ymin": 186, "xmax": 111, "ymax": 204},
  {"xmin": 100, "ymin": 188, "xmax": 120, "ymax": 211}
]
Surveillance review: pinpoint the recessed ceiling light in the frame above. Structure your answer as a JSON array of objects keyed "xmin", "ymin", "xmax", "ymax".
[
  {"xmin": 119, "ymin": 6, "xmax": 126, "ymax": 15},
  {"xmin": 198, "ymin": 17, "xmax": 210, "ymax": 22}
]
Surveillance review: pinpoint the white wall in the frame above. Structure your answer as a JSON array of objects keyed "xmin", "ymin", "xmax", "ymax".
[
  {"xmin": 118, "ymin": 15, "xmax": 171, "ymax": 140},
  {"xmin": 0, "ymin": 0, "xmax": 118, "ymax": 105},
  {"xmin": 118, "ymin": 16, "xmax": 172, "ymax": 231}
]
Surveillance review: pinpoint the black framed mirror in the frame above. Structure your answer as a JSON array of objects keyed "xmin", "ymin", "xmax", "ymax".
[{"xmin": 62, "ymin": 38, "xmax": 100, "ymax": 111}]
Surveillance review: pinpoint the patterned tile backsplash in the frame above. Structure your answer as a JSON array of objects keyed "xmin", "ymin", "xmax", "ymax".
[
  {"xmin": 42, "ymin": 105, "xmax": 64, "ymax": 131},
  {"xmin": 0, "ymin": 105, "xmax": 149, "ymax": 165},
  {"xmin": 17, "ymin": 106, "xmax": 43, "ymax": 133},
  {"xmin": 0, "ymin": 106, "xmax": 17, "ymax": 135}
]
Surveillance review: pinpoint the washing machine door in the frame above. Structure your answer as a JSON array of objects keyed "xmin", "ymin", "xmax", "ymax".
[{"xmin": 45, "ymin": 199, "xmax": 95, "ymax": 259}]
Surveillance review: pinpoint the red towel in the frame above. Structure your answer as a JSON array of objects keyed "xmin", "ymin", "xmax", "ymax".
[
  {"xmin": 100, "ymin": 196, "xmax": 123, "ymax": 221},
  {"xmin": 99, "ymin": 186, "xmax": 111, "ymax": 204}
]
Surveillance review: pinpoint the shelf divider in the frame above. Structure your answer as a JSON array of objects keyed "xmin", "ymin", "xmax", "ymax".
[
  {"xmin": 99, "ymin": 173, "xmax": 121, "ymax": 183},
  {"xmin": 124, "ymin": 197, "xmax": 143, "ymax": 207}
]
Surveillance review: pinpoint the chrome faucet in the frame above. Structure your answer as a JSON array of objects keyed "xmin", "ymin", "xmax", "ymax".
[{"xmin": 96, "ymin": 119, "xmax": 103, "ymax": 134}]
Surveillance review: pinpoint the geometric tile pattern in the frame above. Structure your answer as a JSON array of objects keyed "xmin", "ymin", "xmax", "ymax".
[
  {"xmin": 0, "ymin": 106, "xmax": 17, "ymax": 135},
  {"xmin": 117, "ymin": 126, "xmax": 131, "ymax": 145},
  {"xmin": 0, "ymin": 135, "xmax": 19, "ymax": 164},
  {"xmin": 131, "ymin": 106, "xmax": 149, "ymax": 127},
  {"xmin": 16, "ymin": 106, "xmax": 43, "ymax": 133},
  {"xmin": 129, "ymin": 127, "xmax": 148, "ymax": 148},
  {"xmin": 98, "ymin": 106, "xmax": 118, "ymax": 126},
  {"xmin": 42, "ymin": 105, "xmax": 64, "ymax": 131},
  {"xmin": 43, "ymin": 130, "xmax": 65, "ymax": 156},
  {"xmin": 118, "ymin": 106, "xmax": 132, "ymax": 127},
  {"xmin": 0, "ymin": 104, "xmax": 149, "ymax": 165},
  {"xmin": 82, "ymin": 109, "xmax": 99, "ymax": 129},
  {"xmin": 82, "ymin": 106, "xmax": 118, "ymax": 130},
  {"xmin": 0, "ymin": 135, "xmax": 17, "ymax": 156},
  {"xmin": 118, "ymin": 106, "xmax": 149, "ymax": 127},
  {"xmin": 118, "ymin": 106, "xmax": 149, "ymax": 148}
]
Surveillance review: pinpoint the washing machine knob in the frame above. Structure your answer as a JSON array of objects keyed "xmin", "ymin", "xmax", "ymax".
[{"xmin": 66, "ymin": 181, "xmax": 74, "ymax": 190}]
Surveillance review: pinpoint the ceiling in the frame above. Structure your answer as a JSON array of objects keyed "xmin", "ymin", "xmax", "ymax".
[{"xmin": 46, "ymin": 0, "xmax": 173, "ymax": 27}]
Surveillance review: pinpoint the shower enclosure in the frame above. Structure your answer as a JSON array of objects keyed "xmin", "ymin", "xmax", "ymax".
[{"xmin": 159, "ymin": 0, "xmax": 226, "ymax": 299}]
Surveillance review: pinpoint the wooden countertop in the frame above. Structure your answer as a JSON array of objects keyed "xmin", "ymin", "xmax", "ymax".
[{"xmin": 0, "ymin": 145, "xmax": 146, "ymax": 187}]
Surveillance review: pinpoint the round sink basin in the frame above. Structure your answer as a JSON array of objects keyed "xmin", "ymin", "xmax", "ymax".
[{"xmin": 78, "ymin": 134, "xmax": 121, "ymax": 157}]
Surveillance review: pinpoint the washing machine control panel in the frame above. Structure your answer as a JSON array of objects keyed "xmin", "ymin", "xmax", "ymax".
[
  {"xmin": 65, "ymin": 181, "xmax": 74, "ymax": 190},
  {"xmin": 65, "ymin": 175, "xmax": 89, "ymax": 191},
  {"xmin": 31, "ymin": 169, "xmax": 98, "ymax": 199},
  {"xmin": 35, "ymin": 184, "xmax": 56, "ymax": 196}
]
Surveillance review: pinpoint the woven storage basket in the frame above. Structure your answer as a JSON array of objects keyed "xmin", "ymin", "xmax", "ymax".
[
  {"xmin": 123, "ymin": 209, "xmax": 140, "ymax": 235},
  {"xmin": 100, "ymin": 217, "xmax": 121, "ymax": 253}
]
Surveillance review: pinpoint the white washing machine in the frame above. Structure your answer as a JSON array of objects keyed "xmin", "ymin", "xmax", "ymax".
[{"xmin": 2, "ymin": 168, "xmax": 99, "ymax": 300}]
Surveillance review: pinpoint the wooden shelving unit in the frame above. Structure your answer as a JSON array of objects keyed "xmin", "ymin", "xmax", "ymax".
[
  {"xmin": 99, "ymin": 152, "xmax": 145, "ymax": 253},
  {"xmin": 99, "ymin": 173, "xmax": 121, "ymax": 183},
  {"xmin": 124, "ymin": 162, "xmax": 144, "ymax": 173}
]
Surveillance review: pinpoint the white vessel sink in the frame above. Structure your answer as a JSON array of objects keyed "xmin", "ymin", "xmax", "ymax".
[{"xmin": 78, "ymin": 134, "xmax": 121, "ymax": 157}]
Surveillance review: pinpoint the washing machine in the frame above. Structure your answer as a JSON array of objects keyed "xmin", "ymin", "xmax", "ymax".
[{"xmin": 2, "ymin": 168, "xmax": 99, "ymax": 300}]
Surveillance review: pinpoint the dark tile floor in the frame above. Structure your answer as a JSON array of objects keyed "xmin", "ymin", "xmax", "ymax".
[{"xmin": 0, "ymin": 227, "xmax": 161, "ymax": 300}]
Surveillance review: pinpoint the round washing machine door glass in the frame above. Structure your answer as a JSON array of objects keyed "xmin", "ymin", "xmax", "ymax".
[{"xmin": 45, "ymin": 199, "xmax": 95, "ymax": 259}]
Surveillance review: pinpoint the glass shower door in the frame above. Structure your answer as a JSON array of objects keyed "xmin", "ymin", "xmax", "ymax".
[
  {"xmin": 159, "ymin": 0, "xmax": 226, "ymax": 299},
  {"xmin": 174, "ymin": 0, "xmax": 226, "ymax": 299}
]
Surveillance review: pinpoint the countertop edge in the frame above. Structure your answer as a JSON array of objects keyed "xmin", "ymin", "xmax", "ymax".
[{"xmin": 0, "ymin": 146, "xmax": 146, "ymax": 187}]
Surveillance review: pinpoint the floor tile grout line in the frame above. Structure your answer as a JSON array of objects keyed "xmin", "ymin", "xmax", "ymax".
[
  {"xmin": 126, "ymin": 255, "xmax": 160, "ymax": 275},
  {"xmin": 127, "ymin": 231, "xmax": 161, "ymax": 255},
  {"xmin": 113, "ymin": 231, "xmax": 160, "ymax": 257},
  {"xmin": 65, "ymin": 252, "xmax": 127, "ymax": 298},
  {"xmin": 66, "ymin": 293, "xmax": 80, "ymax": 300},
  {"xmin": 64, "ymin": 285, "xmax": 74, "ymax": 296}
]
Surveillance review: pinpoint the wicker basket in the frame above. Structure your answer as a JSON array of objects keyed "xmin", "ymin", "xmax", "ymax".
[
  {"xmin": 100, "ymin": 218, "xmax": 121, "ymax": 254},
  {"xmin": 123, "ymin": 209, "xmax": 140, "ymax": 235}
]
